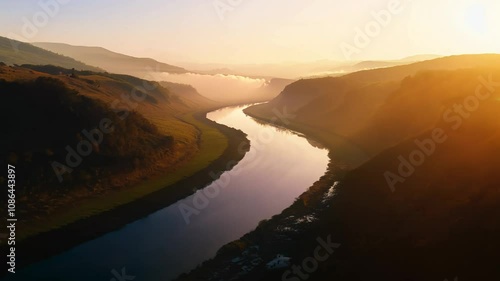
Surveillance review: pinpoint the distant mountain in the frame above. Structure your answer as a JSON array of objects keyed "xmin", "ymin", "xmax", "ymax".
[
  {"xmin": 399, "ymin": 54, "xmax": 442, "ymax": 62},
  {"xmin": 184, "ymin": 60, "xmax": 346, "ymax": 79},
  {"xmin": 316, "ymin": 60, "xmax": 410, "ymax": 77},
  {"xmin": 353, "ymin": 60, "xmax": 405, "ymax": 69},
  {"xmin": 0, "ymin": 36, "xmax": 101, "ymax": 71},
  {"xmin": 185, "ymin": 58, "xmax": 436, "ymax": 80},
  {"xmin": 33, "ymin": 42, "xmax": 187, "ymax": 76},
  {"xmin": 317, "ymin": 55, "xmax": 443, "ymax": 78}
]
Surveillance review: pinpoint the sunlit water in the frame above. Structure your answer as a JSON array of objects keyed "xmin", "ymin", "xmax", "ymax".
[{"xmin": 9, "ymin": 105, "xmax": 329, "ymax": 281}]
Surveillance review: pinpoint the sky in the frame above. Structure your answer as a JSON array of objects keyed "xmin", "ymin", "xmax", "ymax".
[{"xmin": 1, "ymin": 0, "xmax": 500, "ymax": 65}]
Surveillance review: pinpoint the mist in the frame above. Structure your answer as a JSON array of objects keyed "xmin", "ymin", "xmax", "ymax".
[{"xmin": 151, "ymin": 72, "xmax": 268, "ymax": 103}]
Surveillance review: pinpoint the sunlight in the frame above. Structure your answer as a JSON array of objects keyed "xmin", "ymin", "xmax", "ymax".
[
  {"xmin": 462, "ymin": 2, "xmax": 487, "ymax": 34},
  {"xmin": 3, "ymin": 1, "xmax": 500, "ymax": 280}
]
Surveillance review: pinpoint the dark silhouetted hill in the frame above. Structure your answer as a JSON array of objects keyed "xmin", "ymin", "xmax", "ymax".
[
  {"xmin": 0, "ymin": 64, "xmax": 215, "ymax": 222},
  {"xmin": 247, "ymin": 54, "xmax": 500, "ymax": 157}
]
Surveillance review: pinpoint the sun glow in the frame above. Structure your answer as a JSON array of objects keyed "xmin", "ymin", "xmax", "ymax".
[{"xmin": 458, "ymin": 2, "xmax": 488, "ymax": 35}]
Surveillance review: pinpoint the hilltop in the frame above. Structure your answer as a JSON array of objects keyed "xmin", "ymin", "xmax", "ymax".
[
  {"xmin": 33, "ymin": 42, "xmax": 187, "ymax": 76},
  {"xmin": 0, "ymin": 63, "xmax": 241, "ymax": 244},
  {"xmin": 0, "ymin": 36, "xmax": 101, "ymax": 71}
]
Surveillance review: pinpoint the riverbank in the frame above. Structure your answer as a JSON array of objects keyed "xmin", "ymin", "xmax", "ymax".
[
  {"xmin": 176, "ymin": 106, "xmax": 356, "ymax": 280},
  {"xmin": 243, "ymin": 105, "xmax": 370, "ymax": 168},
  {"xmin": 181, "ymin": 100, "xmax": 500, "ymax": 280},
  {"xmin": 6, "ymin": 109, "xmax": 250, "ymax": 271},
  {"xmin": 176, "ymin": 155, "xmax": 346, "ymax": 280}
]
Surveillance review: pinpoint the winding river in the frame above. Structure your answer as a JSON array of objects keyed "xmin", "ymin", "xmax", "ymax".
[{"xmin": 10, "ymin": 105, "xmax": 329, "ymax": 281}]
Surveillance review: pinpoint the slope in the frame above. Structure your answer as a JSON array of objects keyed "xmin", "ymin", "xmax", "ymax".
[
  {"xmin": 0, "ymin": 36, "xmax": 101, "ymax": 71},
  {"xmin": 246, "ymin": 54, "xmax": 500, "ymax": 160},
  {"xmin": 0, "ymin": 64, "xmax": 232, "ymax": 244},
  {"xmin": 309, "ymin": 95, "xmax": 500, "ymax": 280},
  {"xmin": 33, "ymin": 42, "xmax": 187, "ymax": 76}
]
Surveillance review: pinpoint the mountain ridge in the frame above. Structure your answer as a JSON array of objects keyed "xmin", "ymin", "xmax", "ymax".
[
  {"xmin": 0, "ymin": 36, "xmax": 102, "ymax": 71},
  {"xmin": 33, "ymin": 42, "xmax": 187, "ymax": 76}
]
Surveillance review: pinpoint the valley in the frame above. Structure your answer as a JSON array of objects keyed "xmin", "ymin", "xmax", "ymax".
[{"xmin": 1, "ymin": 2, "xmax": 500, "ymax": 279}]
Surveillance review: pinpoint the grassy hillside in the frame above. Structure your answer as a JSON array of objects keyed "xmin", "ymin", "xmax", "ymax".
[
  {"xmin": 0, "ymin": 36, "xmax": 101, "ymax": 71},
  {"xmin": 0, "ymin": 76, "xmax": 173, "ymax": 187},
  {"xmin": 33, "ymin": 42, "xmax": 186, "ymax": 76},
  {"xmin": 0, "ymin": 64, "xmax": 231, "ymax": 241},
  {"xmin": 247, "ymin": 54, "xmax": 500, "ymax": 158}
]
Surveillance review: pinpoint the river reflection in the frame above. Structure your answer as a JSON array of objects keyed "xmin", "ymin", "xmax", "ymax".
[{"xmin": 10, "ymin": 105, "xmax": 329, "ymax": 281}]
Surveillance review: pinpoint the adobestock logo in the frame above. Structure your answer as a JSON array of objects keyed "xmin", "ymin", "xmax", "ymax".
[
  {"xmin": 8, "ymin": 0, "xmax": 71, "ymax": 52},
  {"xmin": 212, "ymin": 0, "xmax": 245, "ymax": 21},
  {"xmin": 339, "ymin": 0, "xmax": 410, "ymax": 60},
  {"xmin": 51, "ymin": 65, "xmax": 160, "ymax": 182},
  {"xmin": 385, "ymin": 74, "xmax": 500, "ymax": 192},
  {"xmin": 110, "ymin": 267, "xmax": 135, "ymax": 281},
  {"xmin": 282, "ymin": 235, "xmax": 340, "ymax": 281}
]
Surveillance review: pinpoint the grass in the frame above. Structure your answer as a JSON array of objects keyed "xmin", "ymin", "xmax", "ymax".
[{"xmin": 19, "ymin": 112, "xmax": 228, "ymax": 241}]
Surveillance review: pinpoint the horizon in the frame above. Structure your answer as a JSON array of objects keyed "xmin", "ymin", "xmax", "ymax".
[
  {"xmin": 3, "ymin": 1, "xmax": 500, "ymax": 280},
  {"xmin": 1, "ymin": 0, "xmax": 499, "ymax": 65}
]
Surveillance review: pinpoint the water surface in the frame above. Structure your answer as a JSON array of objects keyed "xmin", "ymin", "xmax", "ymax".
[{"xmin": 11, "ymin": 105, "xmax": 329, "ymax": 281}]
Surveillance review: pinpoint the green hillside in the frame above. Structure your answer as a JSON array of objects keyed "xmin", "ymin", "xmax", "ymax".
[{"xmin": 0, "ymin": 64, "xmax": 233, "ymax": 242}]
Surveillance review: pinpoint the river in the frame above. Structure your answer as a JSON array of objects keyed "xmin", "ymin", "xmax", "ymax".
[{"xmin": 9, "ymin": 105, "xmax": 329, "ymax": 281}]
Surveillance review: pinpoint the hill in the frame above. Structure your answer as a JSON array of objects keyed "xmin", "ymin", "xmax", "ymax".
[
  {"xmin": 0, "ymin": 63, "xmax": 229, "ymax": 242},
  {"xmin": 0, "ymin": 36, "xmax": 101, "ymax": 71},
  {"xmin": 306, "ymin": 56, "xmax": 442, "ymax": 78},
  {"xmin": 160, "ymin": 81, "xmax": 216, "ymax": 107},
  {"xmin": 246, "ymin": 54, "xmax": 500, "ymax": 159},
  {"xmin": 33, "ymin": 42, "xmax": 187, "ymax": 76},
  {"xmin": 400, "ymin": 54, "xmax": 442, "ymax": 62},
  {"xmin": 310, "ymin": 96, "xmax": 500, "ymax": 280},
  {"xmin": 246, "ymin": 84, "xmax": 500, "ymax": 280},
  {"xmin": 185, "ymin": 58, "xmax": 500, "ymax": 281},
  {"xmin": 0, "ymin": 75, "xmax": 173, "ymax": 187}
]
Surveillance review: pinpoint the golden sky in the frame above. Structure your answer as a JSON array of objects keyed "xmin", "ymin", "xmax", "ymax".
[{"xmin": 1, "ymin": 0, "xmax": 499, "ymax": 64}]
